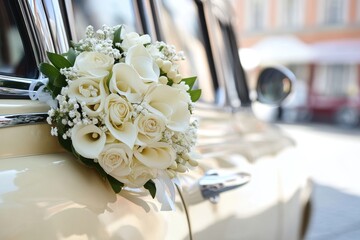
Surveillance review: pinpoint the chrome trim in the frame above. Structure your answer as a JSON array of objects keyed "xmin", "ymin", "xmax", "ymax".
[
  {"xmin": 62, "ymin": 0, "xmax": 77, "ymax": 42},
  {"xmin": 42, "ymin": 0, "xmax": 70, "ymax": 53},
  {"xmin": 200, "ymin": 1, "xmax": 229, "ymax": 107},
  {"xmin": 0, "ymin": 77, "xmax": 39, "ymax": 98},
  {"xmin": 0, "ymin": 88, "xmax": 35, "ymax": 98},
  {"xmin": 0, "ymin": 113, "xmax": 47, "ymax": 128},
  {"xmin": 0, "ymin": 76, "xmax": 34, "ymax": 88},
  {"xmin": 132, "ymin": 0, "xmax": 147, "ymax": 34},
  {"xmin": 199, "ymin": 170, "xmax": 251, "ymax": 204},
  {"xmin": 23, "ymin": 0, "xmax": 55, "ymax": 64},
  {"xmin": 2, "ymin": 1, "xmax": 68, "ymax": 99},
  {"xmin": 135, "ymin": 0, "xmax": 158, "ymax": 37}
]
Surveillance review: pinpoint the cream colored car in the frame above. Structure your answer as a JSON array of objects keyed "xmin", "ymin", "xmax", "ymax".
[{"xmin": 0, "ymin": 0, "xmax": 311, "ymax": 239}]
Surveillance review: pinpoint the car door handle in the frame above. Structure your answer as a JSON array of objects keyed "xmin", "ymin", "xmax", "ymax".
[{"xmin": 199, "ymin": 170, "xmax": 251, "ymax": 204}]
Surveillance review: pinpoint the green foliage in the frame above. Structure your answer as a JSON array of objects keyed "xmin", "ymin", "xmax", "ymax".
[
  {"xmin": 144, "ymin": 180, "xmax": 157, "ymax": 198},
  {"xmin": 181, "ymin": 76, "xmax": 197, "ymax": 90},
  {"xmin": 57, "ymin": 135, "xmax": 73, "ymax": 153},
  {"xmin": 113, "ymin": 26, "xmax": 123, "ymax": 52},
  {"xmin": 63, "ymin": 48, "xmax": 77, "ymax": 66},
  {"xmin": 189, "ymin": 89, "xmax": 202, "ymax": 102},
  {"xmin": 47, "ymin": 52, "xmax": 72, "ymax": 69},
  {"xmin": 181, "ymin": 76, "xmax": 201, "ymax": 102},
  {"xmin": 107, "ymin": 175, "xmax": 124, "ymax": 193},
  {"xmin": 39, "ymin": 51, "xmax": 75, "ymax": 98}
]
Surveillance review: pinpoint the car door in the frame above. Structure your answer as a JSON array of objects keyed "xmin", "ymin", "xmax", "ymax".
[
  {"xmin": 148, "ymin": 0, "xmax": 306, "ymax": 239},
  {"xmin": 0, "ymin": 1, "xmax": 191, "ymax": 239}
]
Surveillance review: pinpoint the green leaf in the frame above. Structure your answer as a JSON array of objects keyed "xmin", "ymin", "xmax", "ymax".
[
  {"xmin": 107, "ymin": 175, "xmax": 124, "ymax": 193},
  {"xmin": 189, "ymin": 89, "xmax": 202, "ymax": 102},
  {"xmin": 51, "ymin": 86, "xmax": 62, "ymax": 98},
  {"xmin": 113, "ymin": 25, "xmax": 123, "ymax": 46},
  {"xmin": 66, "ymin": 48, "xmax": 77, "ymax": 66},
  {"xmin": 181, "ymin": 76, "xmax": 197, "ymax": 90},
  {"xmin": 57, "ymin": 134, "xmax": 73, "ymax": 153},
  {"xmin": 47, "ymin": 51, "xmax": 72, "ymax": 69},
  {"xmin": 53, "ymin": 75, "xmax": 67, "ymax": 88},
  {"xmin": 92, "ymin": 162, "xmax": 108, "ymax": 179},
  {"xmin": 40, "ymin": 63, "xmax": 65, "ymax": 97},
  {"xmin": 39, "ymin": 62, "xmax": 60, "ymax": 81},
  {"xmin": 144, "ymin": 180, "xmax": 156, "ymax": 198}
]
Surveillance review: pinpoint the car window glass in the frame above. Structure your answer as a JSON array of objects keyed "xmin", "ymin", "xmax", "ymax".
[
  {"xmin": 158, "ymin": 0, "xmax": 218, "ymax": 104},
  {"xmin": 71, "ymin": 0, "xmax": 139, "ymax": 38},
  {"xmin": 0, "ymin": 0, "xmax": 37, "ymax": 78}
]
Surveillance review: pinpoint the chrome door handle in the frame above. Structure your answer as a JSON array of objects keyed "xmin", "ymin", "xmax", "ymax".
[
  {"xmin": 0, "ymin": 113, "xmax": 47, "ymax": 128},
  {"xmin": 199, "ymin": 170, "xmax": 251, "ymax": 204}
]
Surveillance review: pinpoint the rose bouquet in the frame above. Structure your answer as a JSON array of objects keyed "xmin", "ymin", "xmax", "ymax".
[{"xmin": 33, "ymin": 25, "xmax": 200, "ymax": 209}]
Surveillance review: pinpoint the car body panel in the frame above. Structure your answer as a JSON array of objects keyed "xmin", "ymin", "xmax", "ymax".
[
  {"xmin": 181, "ymin": 104, "xmax": 309, "ymax": 240},
  {"xmin": 0, "ymin": 153, "xmax": 190, "ymax": 240},
  {"xmin": 0, "ymin": 0, "xmax": 312, "ymax": 239},
  {"xmin": 0, "ymin": 99, "xmax": 190, "ymax": 240}
]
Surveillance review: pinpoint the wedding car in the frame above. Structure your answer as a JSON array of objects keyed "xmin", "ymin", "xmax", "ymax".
[{"xmin": 0, "ymin": 0, "xmax": 312, "ymax": 239}]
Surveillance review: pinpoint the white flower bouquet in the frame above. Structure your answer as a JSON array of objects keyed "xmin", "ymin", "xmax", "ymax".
[{"xmin": 35, "ymin": 25, "xmax": 201, "ymax": 209}]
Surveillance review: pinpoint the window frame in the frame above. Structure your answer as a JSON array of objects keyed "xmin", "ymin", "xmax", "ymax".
[
  {"xmin": 317, "ymin": 0, "xmax": 350, "ymax": 26},
  {"xmin": 244, "ymin": 0, "xmax": 269, "ymax": 31},
  {"xmin": 150, "ymin": 0, "xmax": 251, "ymax": 108},
  {"xmin": 0, "ymin": 0, "xmax": 74, "ymax": 99},
  {"xmin": 277, "ymin": 0, "xmax": 305, "ymax": 29}
]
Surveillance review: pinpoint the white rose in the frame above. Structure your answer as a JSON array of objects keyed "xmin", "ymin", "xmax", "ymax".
[
  {"xmin": 71, "ymin": 124, "xmax": 106, "ymax": 159},
  {"xmin": 134, "ymin": 142, "xmax": 176, "ymax": 170},
  {"xmin": 143, "ymin": 84, "xmax": 191, "ymax": 132},
  {"xmin": 135, "ymin": 113, "xmax": 165, "ymax": 145},
  {"xmin": 104, "ymin": 93, "xmax": 137, "ymax": 149},
  {"xmin": 119, "ymin": 159, "xmax": 157, "ymax": 188},
  {"xmin": 109, "ymin": 63, "xmax": 148, "ymax": 103},
  {"xmin": 126, "ymin": 44, "xmax": 160, "ymax": 83},
  {"xmin": 74, "ymin": 52, "xmax": 114, "ymax": 80},
  {"xmin": 121, "ymin": 32, "xmax": 151, "ymax": 51},
  {"xmin": 98, "ymin": 143, "xmax": 132, "ymax": 179},
  {"xmin": 68, "ymin": 78, "xmax": 106, "ymax": 117}
]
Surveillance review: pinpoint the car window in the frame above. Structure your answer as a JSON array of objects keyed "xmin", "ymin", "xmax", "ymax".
[
  {"xmin": 71, "ymin": 0, "xmax": 140, "ymax": 39},
  {"xmin": 157, "ymin": 0, "xmax": 220, "ymax": 104},
  {"xmin": 156, "ymin": 0, "xmax": 250, "ymax": 107},
  {"xmin": 207, "ymin": 1, "xmax": 250, "ymax": 107},
  {"xmin": 0, "ymin": 0, "xmax": 37, "ymax": 78}
]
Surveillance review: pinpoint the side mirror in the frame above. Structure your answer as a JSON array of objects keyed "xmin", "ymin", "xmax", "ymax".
[{"xmin": 256, "ymin": 66, "xmax": 295, "ymax": 105}]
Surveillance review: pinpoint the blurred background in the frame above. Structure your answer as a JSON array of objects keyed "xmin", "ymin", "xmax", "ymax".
[{"xmin": 233, "ymin": 0, "xmax": 360, "ymax": 239}]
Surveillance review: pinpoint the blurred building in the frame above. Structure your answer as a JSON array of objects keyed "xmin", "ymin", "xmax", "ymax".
[{"xmin": 234, "ymin": 0, "xmax": 360, "ymax": 126}]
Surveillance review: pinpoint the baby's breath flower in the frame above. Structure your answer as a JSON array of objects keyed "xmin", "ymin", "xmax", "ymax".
[
  {"xmin": 61, "ymin": 118, "xmax": 67, "ymax": 125},
  {"xmin": 46, "ymin": 116, "xmax": 52, "ymax": 125},
  {"xmin": 50, "ymin": 127, "xmax": 58, "ymax": 136}
]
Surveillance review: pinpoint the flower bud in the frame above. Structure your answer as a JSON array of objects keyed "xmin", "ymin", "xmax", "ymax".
[
  {"xmin": 156, "ymin": 58, "xmax": 164, "ymax": 67},
  {"xmin": 162, "ymin": 60, "xmax": 172, "ymax": 73},
  {"xmin": 174, "ymin": 74, "xmax": 182, "ymax": 83},
  {"xmin": 176, "ymin": 164, "xmax": 187, "ymax": 173},
  {"xmin": 159, "ymin": 76, "xmax": 168, "ymax": 84},
  {"xmin": 167, "ymin": 70, "xmax": 176, "ymax": 79}
]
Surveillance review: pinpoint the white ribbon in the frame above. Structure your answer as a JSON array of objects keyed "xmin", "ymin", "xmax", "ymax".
[
  {"xmin": 29, "ymin": 78, "xmax": 58, "ymax": 108},
  {"xmin": 154, "ymin": 171, "xmax": 179, "ymax": 211}
]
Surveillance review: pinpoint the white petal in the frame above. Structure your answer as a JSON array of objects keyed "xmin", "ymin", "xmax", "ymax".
[
  {"xmin": 109, "ymin": 63, "xmax": 147, "ymax": 103},
  {"xmin": 134, "ymin": 143, "xmax": 176, "ymax": 169},
  {"xmin": 144, "ymin": 85, "xmax": 191, "ymax": 131},
  {"xmin": 126, "ymin": 44, "xmax": 159, "ymax": 83},
  {"xmin": 71, "ymin": 124, "xmax": 106, "ymax": 159},
  {"xmin": 167, "ymin": 101, "xmax": 190, "ymax": 132},
  {"xmin": 83, "ymin": 79, "xmax": 107, "ymax": 117},
  {"xmin": 105, "ymin": 116, "xmax": 138, "ymax": 149}
]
